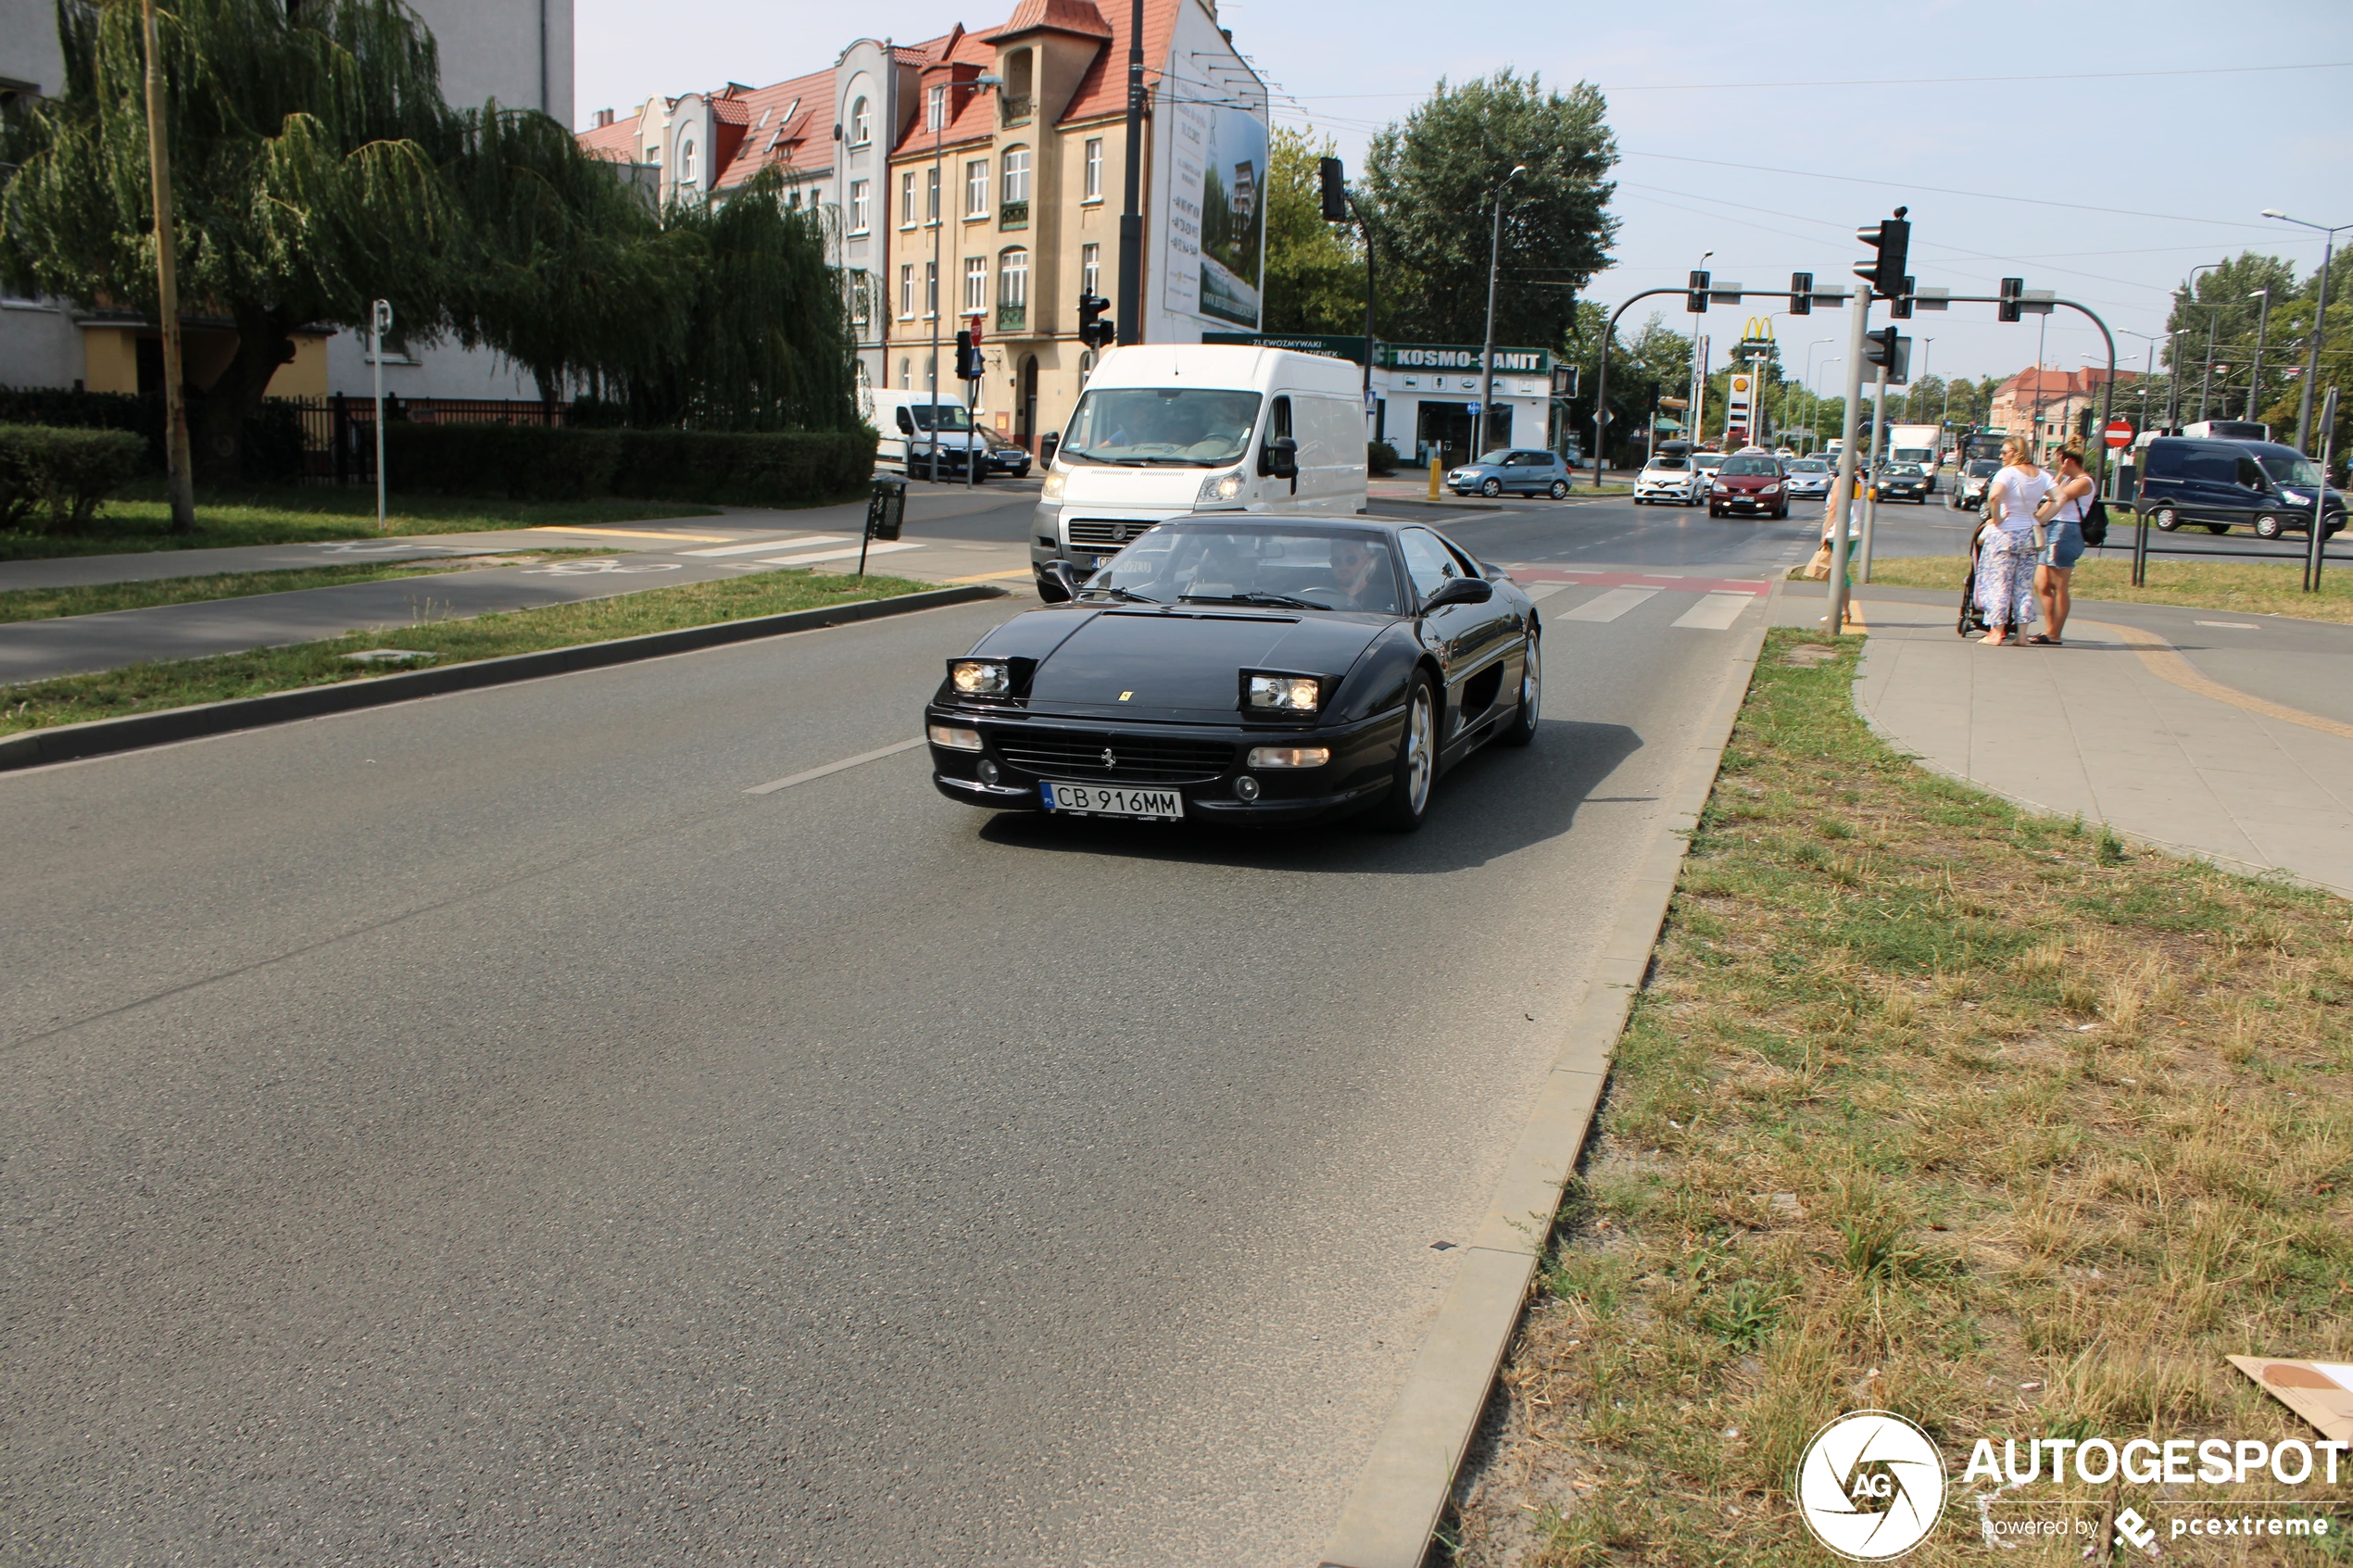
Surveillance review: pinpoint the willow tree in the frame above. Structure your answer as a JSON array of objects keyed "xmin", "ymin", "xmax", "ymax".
[{"xmin": 2, "ymin": 0, "xmax": 460, "ymax": 481}]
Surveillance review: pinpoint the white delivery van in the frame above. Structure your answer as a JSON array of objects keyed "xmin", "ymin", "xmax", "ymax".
[
  {"xmin": 1030, "ymin": 345, "xmax": 1368, "ymax": 599},
  {"xmin": 871, "ymin": 388, "xmax": 992, "ymax": 480}
]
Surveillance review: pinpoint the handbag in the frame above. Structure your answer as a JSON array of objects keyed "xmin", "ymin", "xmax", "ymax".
[{"xmin": 2081, "ymin": 493, "xmax": 2109, "ymax": 546}]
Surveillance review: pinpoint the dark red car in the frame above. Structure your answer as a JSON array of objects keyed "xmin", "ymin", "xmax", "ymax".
[{"xmin": 1706, "ymin": 452, "xmax": 1789, "ymax": 519}]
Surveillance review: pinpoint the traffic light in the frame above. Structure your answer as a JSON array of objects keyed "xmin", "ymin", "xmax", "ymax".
[
  {"xmin": 1997, "ymin": 277, "xmax": 2025, "ymax": 323},
  {"xmin": 1863, "ymin": 326, "xmax": 1900, "ymax": 370},
  {"xmin": 954, "ymin": 329, "xmax": 982, "ymax": 382},
  {"xmin": 1889, "ymin": 276, "xmax": 1916, "ymax": 320},
  {"xmin": 1317, "ymin": 157, "xmax": 1349, "ymax": 222},
  {"xmin": 1853, "ymin": 207, "xmax": 1910, "ymax": 296},
  {"xmin": 1687, "ymin": 270, "xmax": 1710, "ymax": 313},
  {"xmin": 1789, "ymin": 271, "xmax": 1813, "ymax": 316},
  {"xmin": 1077, "ymin": 292, "xmax": 1115, "ymax": 350}
]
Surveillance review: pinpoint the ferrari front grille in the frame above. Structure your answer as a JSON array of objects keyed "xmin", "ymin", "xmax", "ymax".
[{"xmin": 994, "ymin": 728, "xmax": 1237, "ymax": 784}]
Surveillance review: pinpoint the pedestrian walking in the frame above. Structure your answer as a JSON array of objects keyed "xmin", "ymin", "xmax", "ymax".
[
  {"xmin": 2031, "ymin": 444, "xmax": 2094, "ymax": 646},
  {"xmin": 1973, "ymin": 436, "xmax": 2049, "ymax": 646}
]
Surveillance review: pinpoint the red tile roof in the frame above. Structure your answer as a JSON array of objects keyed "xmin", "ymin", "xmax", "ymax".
[
  {"xmin": 1995, "ymin": 365, "xmax": 2140, "ymax": 399},
  {"xmin": 710, "ymin": 68, "xmax": 837, "ymax": 190},
  {"xmin": 1059, "ymin": 0, "xmax": 1180, "ymax": 126},
  {"xmin": 576, "ymin": 110, "xmax": 642, "ymax": 163},
  {"xmin": 981, "ymin": 0, "xmax": 1113, "ymax": 43}
]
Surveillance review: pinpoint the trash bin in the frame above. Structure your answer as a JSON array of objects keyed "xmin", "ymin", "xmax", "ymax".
[
  {"xmin": 1039, "ymin": 432, "xmax": 1060, "ymax": 469},
  {"xmin": 866, "ymin": 475, "xmax": 906, "ymax": 542}
]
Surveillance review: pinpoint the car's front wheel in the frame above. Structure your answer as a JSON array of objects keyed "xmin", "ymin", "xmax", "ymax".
[
  {"xmin": 1480, "ymin": 478, "xmax": 1504, "ymax": 498},
  {"xmin": 1500, "ymin": 635, "xmax": 1540, "ymax": 746},
  {"xmin": 1369, "ymin": 674, "xmax": 1439, "ymax": 832},
  {"xmin": 1550, "ymin": 480, "xmax": 1569, "ymax": 499},
  {"xmin": 2254, "ymin": 512, "xmax": 2284, "ymax": 539}
]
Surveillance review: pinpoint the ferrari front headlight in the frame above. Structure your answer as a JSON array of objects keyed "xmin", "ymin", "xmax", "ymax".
[
  {"xmin": 1243, "ymin": 673, "xmax": 1320, "ymax": 713},
  {"xmin": 949, "ymin": 659, "xmax": 1012, "ymax": 696}
]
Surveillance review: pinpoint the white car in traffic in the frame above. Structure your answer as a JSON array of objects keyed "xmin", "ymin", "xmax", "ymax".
[{"xmin": 1634, "ymin": 454, "xmax": 1700, "ymax": 506}]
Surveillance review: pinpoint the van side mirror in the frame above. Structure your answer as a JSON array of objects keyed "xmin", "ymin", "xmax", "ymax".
[
  {"xmin": 1264, "ymin": 435, "xmax": 1298, "ymax": 480},
  {"xmin": 1422, "ymin": 574, "xmax": 1492, "ymax": 610}
]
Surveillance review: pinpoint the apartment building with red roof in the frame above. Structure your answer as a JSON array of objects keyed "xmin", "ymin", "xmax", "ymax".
[{"xmin": 1988, "ymin": 364, "xmax": 2140, "ymax": 459}]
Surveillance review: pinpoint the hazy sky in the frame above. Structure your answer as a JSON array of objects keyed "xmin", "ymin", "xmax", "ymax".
[{"xmin": 573, "ymin": 0, "xmax": 2352, "ymax": 389}]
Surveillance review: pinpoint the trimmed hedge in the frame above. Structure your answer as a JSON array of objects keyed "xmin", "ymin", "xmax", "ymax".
[
  {"xmin": 0, "ymin": 387, "xmax": 306, "ymax": 480},
  {"xmin": 0, "ymin": 424, "xmax": 148, "ymax": 533},
  {"xmin": 384, "ymin": 424, "xmax": 879, "ymax": 507}
]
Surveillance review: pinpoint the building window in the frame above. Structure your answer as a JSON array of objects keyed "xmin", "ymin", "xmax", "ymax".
[
  {"xmin": 1081, "ymin": 243, "xmax": 1100, "ymax": 299},
  {"xmin": 997, "ymin": 248, "xmax": 1027, "ymax": 332},
  {"xmin": 965, "ymin": 158, "xmax": 989, "ymax": 219},
  {"xmin": 678, "ymin": 134, "xmax": 697, "ymax": 184},
  {"xmin": 849, "ymin": 96, "xmax": 870, "ymax": 145},
  {"xmin": 964, "ymin": 256, "xmax": 988, "ymax": 314},
  {"xmin": 849, "ymin": 271, "xmax": 870, "ymax": 324},
  {"xmin": 926, "ymin": 85, "xmax": 945, "ymax": 130},
  {"xmin": 925, "ymin": 167, "xmax": 939, "ymax": 223},
  {"xmin": 645, "ymin": 143, "xmax": 661, "ymax": 166},
  {"xmin": 900, "ymin": 171, "xmax": 916, "ymax": 228},
  {"xmin": 1084, "ymin": 138, "xmax": 1102, "ymax": 201},
  {"xmin": 900, "ymin": 264, "xmax": 914, "ymax": 319},
  {"xmin": 899, "ymin": 357, "xmax": 911, "ymax": 390},
  {"xmin": 1001, "ymin": 146, "xmax": 1029, "ymax": 205},
  {"xmin": 848, "ymin": 180, "xmax": 870, "ymax": 233},
  {"xmin": 925, "ymin": 260, "xmax": 937, "ymax": 319}
]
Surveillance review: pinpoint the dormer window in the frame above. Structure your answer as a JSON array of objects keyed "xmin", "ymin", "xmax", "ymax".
[{"xmin": 925, "ymin": 85, "xmax": 945, "ymax": 131}]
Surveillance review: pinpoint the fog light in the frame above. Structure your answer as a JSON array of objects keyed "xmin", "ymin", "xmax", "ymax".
[
  {"xmin": 976, "ymin": 758, "xmax": 1000, "ymax": 785},
  {"xmin": 1247, "ymin": 746, "xmax": 1330, "ymax": 769},
  {"xmin": 1234, "ymin": 774, "xmax": 1261, "ymax": 802},
  {"xmin": 928, "ymin": 723, "xmax": 983, "ymax": 752}
]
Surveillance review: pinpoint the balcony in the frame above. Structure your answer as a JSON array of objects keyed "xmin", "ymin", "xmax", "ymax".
[
  {"xmin": 995, "ymin": 302, "xmax": 1027, "ymax": 333},
  {"xmin": 1000, "ymin": 199, "xmax": 1028, "ymax": 232}
]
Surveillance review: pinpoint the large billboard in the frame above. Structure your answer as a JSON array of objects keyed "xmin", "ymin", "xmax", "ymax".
[{"xmin": 1161, "ymin": 96, "xmax": 1265, "ymax": 331}]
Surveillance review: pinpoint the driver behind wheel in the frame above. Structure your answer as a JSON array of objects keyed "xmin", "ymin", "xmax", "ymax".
[{"xmin": 1325, "ymin": 536, "xmax": 1389, "ymax": 610}]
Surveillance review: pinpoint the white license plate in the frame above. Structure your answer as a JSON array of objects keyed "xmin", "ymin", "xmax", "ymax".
[{"xmin": 1039, "ymin": 781, "xmax": 1185, "ymax": 819}]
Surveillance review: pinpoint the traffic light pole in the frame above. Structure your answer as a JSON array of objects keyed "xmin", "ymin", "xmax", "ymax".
[
  {"xmin": 1116, "ymin": 0, "xmax": 1144, "ymax": 346},
  {"xmin": 1826, "ymin": 287, "xmax": 1873, "ymax": 635},
  {"xmin": 1590, "ymin": 284, "xmax": 1834, "ymax": 490},
  {"xmin": 1858, "ymin": 360, "xmax": 1889, "ymax": 584}
]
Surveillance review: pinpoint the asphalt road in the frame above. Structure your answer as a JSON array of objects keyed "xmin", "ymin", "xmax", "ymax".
[{"xmin": 6, "ymin": 506, "xmax": 1761, "ymax": 1565}]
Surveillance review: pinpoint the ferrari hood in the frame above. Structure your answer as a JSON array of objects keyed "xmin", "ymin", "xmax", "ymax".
[{"xmin": 975, "ymin": 607, "xmax": 1386, "ymax": 718}]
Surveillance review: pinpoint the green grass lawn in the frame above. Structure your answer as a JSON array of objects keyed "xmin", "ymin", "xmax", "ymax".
[
  {"xmin": 1865, "ymin": 554, "xmax": 2353, "ymax": 625},
  {"xmin": 0, "ymin": 481, "xmax": 726, "ymax": 561},
  {"xmin": 0, "ymin": 551, "xmax": 600, "ymax": 624},
  {"xmin": 1, "ymin": 568, "xmax": 938, "ymax": 736},
  {"xmin": 1445, "ymin": 631, "xmax": 2352, "ymax": 1566}
]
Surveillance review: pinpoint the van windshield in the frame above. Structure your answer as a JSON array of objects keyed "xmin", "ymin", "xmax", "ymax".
[
  {"xmin": 905, "ymin": 403, "xmax": 972, "ymax": 431},
  {"xmin": 1060, "ymin": 388, "xmax": 1263, "ymax": 467},
  {"xmin": 2257, "ymin": 452, "xmax": 2322, "ymax": 488},
  {"xmin": 1892, "ymin": 446, "xmax": 1933, "ymax": 464}
]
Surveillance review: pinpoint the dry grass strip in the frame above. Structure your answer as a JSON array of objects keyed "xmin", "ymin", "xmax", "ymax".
[{"xmin": 1442, "ymin": 629, "xmax": 2353, "ymax": 1566}]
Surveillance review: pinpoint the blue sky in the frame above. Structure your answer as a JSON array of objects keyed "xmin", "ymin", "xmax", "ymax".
[{"xmin": 574, "ymin": 0, "xmax": 2353, "ymax": 387}]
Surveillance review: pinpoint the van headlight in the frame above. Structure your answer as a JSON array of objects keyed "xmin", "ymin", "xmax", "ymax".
[
  {"xmin": 1041, "ymin": 470, "xmax": 1066, "ymax": 501},
  {"xmin": 2281, "ymin": 488, "xmax": 2309, "ymax": 505},
  {"xmin": 1196, "ymin": 470, "xmax": 1245, "ymax": 504}
]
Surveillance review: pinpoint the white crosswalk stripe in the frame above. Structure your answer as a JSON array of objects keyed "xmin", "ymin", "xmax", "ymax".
[
  {"xmin": 1672, "ymin": 592, "xmax": 1755, "ymax": 630},
  {"xmin": 757, "ymin": 542, "xmax": 925, "ymax": 567},
  {"xmin": 1558, "ymin": 587, "xmax": 1659, "ymax": 622},
  {"xmin": 1522, "ymin": 583, "xmax": 1573, "ymax": 603},
  {"xmin": 682, "ymin": 534, "xmax": 852, "ymax": 557}
]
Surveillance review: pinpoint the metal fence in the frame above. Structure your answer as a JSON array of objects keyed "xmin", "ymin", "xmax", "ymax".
[{"xmin": 280, "ymin": 395, "xmax": 570, "ymax": 485}]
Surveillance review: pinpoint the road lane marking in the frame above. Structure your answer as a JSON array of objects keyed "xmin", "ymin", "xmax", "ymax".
[
  {"xmin": 746, "ymin": 736, "xmax": 926, "ymax": 795},
  {"xmin": 1521, "ymin": 583, "xmax": 1572, "ymax": 603},
  {"xmin": 2194, "ymin": 620, "xmax": 2259, "ymax": 629},
  {"xmin": 1559, "ymin": 587, "xmax": 1658, "ymax": 622},
  {"xmin": 947, "ymin": 568, "xmax": 1038, "ymax": 583},
  {"xmin": 525, "ymin": 525, "xmax": 735, "ymax": 542},
  {"xmin": 681, "ymin": 535, "xmax": 851, "ymax": 557},
  {"xmin": 757, "ymin": 542, "xmax": 925, "ymax": 567},
  {"xmin": 1671, "ymin": 592, "xmax": 1754, "ymax": 631}
]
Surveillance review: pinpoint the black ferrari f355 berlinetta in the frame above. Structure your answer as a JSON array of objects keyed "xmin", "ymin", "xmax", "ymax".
[{"xmin": 925, "ymin": 517, "xmax": 1541, "ymax": 831}]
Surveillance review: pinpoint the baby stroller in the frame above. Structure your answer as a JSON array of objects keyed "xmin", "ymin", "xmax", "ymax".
[{"xmin": 1957, "ymin": 517, "xmax": 1994, "ymax": 638}]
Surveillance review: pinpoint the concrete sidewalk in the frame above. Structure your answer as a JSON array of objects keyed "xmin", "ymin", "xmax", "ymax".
[{"xmin": 1774, "ymin": 584, "xmax": 2353, "ymax": 899}]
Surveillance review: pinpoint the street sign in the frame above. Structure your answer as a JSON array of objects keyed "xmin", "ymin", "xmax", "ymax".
[
  {"xmin": 1466, "ymin": 401, "xmax": 1483, "ymax": 415},
  {"xmin": 2105, "ymin": 419, "xmax": 2133, "ymax": 450}
]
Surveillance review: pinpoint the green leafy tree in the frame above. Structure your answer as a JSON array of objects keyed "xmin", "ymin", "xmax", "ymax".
[
  {"xmin": 2165, "ymin": 251, "xmax": 2301, "ymax": 421},
  {"xmin": 1362, "ymin": 70, "xmax": 1617, "ymax": 350},
  {"xmin": 3, "ymin": 0, "xmax": 463, "ymax": 481},
  {"xmin": 1259, "ymin": 126, "xmax": 1365, "ymax": 336}
]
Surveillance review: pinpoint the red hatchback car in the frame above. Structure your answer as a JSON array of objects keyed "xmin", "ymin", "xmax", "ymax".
[{"xmin": 1707, "ymin": 452, "xmax": 1789, "ymax": 519}]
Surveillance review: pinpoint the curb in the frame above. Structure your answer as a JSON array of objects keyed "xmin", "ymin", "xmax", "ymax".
[
  {"xmin": 0, "ymin": 583, "xmax": 1008, "ymax": 774},
  {"xmin": 1315, "ymin": 572, "xmax": 1782, "ymax": 1568}
]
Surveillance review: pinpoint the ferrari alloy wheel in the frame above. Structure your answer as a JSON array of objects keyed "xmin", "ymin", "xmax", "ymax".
[
  {"xmin": 1501, "ymin": 635, "xmax": 1540, "ymax": 746},
  {"xmin": 1373, "ymin": 676, "xmax": 1438, "ymax": 832},
  {"xmin": 1481, "ymin": 478, "xmax": 1504, "ymax": 498},
  {"xmin": 2151, "ymin": 506, "xmax": 2182, "ymax": 532},
  {"xmin": 1550, "ymin": 480, "xmax": 1569, "ymax": 499}
]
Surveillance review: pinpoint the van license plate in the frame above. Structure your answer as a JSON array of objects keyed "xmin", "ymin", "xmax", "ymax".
[{"xmin": 1040, "ymin": 782, "xmax": 1184, "ymax": 819}]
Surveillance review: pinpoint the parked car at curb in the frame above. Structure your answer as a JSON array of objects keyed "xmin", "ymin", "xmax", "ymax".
[
  {"xmin": 1634, "ymin": 453, "xmax": 1700, "ymax": 506},
  {"xmin": 1445, "ymin": 448, "xmax": 1576, "ymax": 499},
  {"xmin": 926, "ymin": 517, "xmax": 1540, "ymax": 834}
]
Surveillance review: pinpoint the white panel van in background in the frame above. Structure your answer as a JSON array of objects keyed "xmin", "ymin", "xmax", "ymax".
[
  {"xmin": 871, "ymin": 388, "xmax": 992, "ymax": 480},
  {"xmin": 1029, "ymin": 345, "xmax": 1369, "ymax": 599}
]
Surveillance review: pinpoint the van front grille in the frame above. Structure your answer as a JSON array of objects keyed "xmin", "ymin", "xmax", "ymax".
[
  {"xmin": 994, "ymin": 728, "xmax": 1236, "ymax": 784},
  {"xmin": 1066, "ymin": 518, "xmax": 1160, "ymax": 548}
]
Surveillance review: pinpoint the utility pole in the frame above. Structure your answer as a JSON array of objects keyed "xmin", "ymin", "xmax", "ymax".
[
  {"xmin": 1858, "ymin": 360, "xmax": 1888, "ymax": 582},
  {"xmin": 142, "ymin": 0, "xmax": 195, "ymax": 533},
  {"xmin": 370, "ymin": 300, "xmax": 390, "ymax": 533},
  {"xmin": 1826, "ymin": 286, "xmax": 1871, "ymax": 634},
  {"xmin": 2258, "ymin": 211, "xmax": 2346, "ymax": 454},
  {"xmin": 1474, "ymin": 165, "xmax": 1527, "ymax": 456},
  {"xmin": 2197, "ymin": 303, "xmax": 2221, "ymax": 422},
  {"xmin": 1115, "ymin": 0, "xmax": 1144, "ymax": 346},
  {"xmin": 2246, "ymin": 287, "xmax": 2271, "ymax": 422}
]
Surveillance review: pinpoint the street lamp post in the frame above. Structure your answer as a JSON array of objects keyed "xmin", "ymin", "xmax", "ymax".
[
  {"xmin": 2261, "ymin": 210, "xmax": 2349, "ymax": 454},
  {"xmin": 925, "ymin": 70, "xmax": 1001, "ymax": 483},
  {"xmin": 2186, "ymin": 261, "xmax": 2223, "ymax": 425},
  {"xmin": 1473, "ymin": 164, "xmax": 1529, "ymax": 458},
  {"xmin": 1801, "ymin": 336, "xmax": 1834, "ymax": 453},
  {"xmin": 2246, "ymin": 287, "xmax": 2272, "ymax": 423}
]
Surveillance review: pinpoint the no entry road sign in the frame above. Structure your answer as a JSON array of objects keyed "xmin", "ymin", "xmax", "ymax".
[{"xmin": 2105, "ymin": 419, "xmax": 2133, "ymax": 449}]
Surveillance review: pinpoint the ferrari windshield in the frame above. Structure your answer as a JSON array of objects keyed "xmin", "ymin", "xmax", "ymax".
[
  {"xmin": 1080, "ymin": 523, "xmax": 1404, "ymax": 614},
  {"xmin": 1060, "ymin": 388, "xmax": 1263, "ymax": 467}
]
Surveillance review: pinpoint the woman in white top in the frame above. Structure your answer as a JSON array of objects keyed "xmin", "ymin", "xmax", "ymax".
[
  {"xmin": 2032, "ymin": 445, "xmax": 2095, "ymax": 645},
  {"xmin": 1972, "ymin": 437, "xmax": 2050, "ymax": 646}
]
